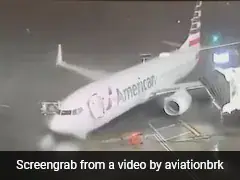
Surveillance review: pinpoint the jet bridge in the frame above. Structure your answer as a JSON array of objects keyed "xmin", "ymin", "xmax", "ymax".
[
  {"xmin": 200, "ymin": 67, "xmax": 240, "ymax": 123},
  {"xmin": 216, "ymin": 67, "xmax": 240, "ymax": 123},
  {"xmin": 199, "ymin": 69, "xmax": 230, "ymax": 110}
]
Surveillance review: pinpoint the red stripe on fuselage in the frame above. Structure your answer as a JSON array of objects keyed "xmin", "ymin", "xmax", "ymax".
[{"xmin": 189, "ymin": 37, "xmax": 200, "ymax": 46}]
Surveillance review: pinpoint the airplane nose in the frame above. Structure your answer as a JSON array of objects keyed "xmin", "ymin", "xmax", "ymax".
[
  {"xmin": 48, "ymin": 115, "xmax": 70, "ymax": 134},
  {"xmin": 47, "ymin": 115, "xmax": 89, "ymax": 139}
]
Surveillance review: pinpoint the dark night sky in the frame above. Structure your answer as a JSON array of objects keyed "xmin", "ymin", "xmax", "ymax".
[{"xmin": 0, "ymin": 1, "xmax": 239, "ymax": 54}]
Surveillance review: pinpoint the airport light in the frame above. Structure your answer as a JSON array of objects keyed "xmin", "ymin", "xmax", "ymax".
[
  {"xmin": 210, "ymin": 33, "xmax": 222, "ymax": 45},
  {"xmin": 213, "ymin": 52, "xmax": 230, "ymax": 64},
  {"xmin": 212, "ymin": 35, "xmax": 219, "ymax": 43}
]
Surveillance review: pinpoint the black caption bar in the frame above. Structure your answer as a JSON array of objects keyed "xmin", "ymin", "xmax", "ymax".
[{"xmin": 1, "ymin": 151, "xmax": 239, "ymax": 180}]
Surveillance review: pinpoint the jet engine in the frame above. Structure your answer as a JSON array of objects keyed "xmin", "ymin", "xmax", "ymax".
[{"xmin": 163, "ymin": 89, "xmax": 192, "ymax": 116}]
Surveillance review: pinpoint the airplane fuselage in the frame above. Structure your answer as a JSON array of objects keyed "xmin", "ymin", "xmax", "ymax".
[{"xmin": 48, "ymin": 48, "xmax": 199, "ymax": 139}]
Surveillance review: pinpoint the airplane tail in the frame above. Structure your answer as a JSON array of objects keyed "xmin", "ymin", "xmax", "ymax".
[
  {"xmin": 179, "ymin": 1, "xmax": 202, "ymax": 51},
  {"xmin": 162, "ymin": 1, "xmax": 240, "ymax": 51}
]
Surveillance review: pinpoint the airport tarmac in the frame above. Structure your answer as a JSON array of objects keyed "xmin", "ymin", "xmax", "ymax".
[{"xmin": 0, "ymin": 1, "xmax": 240, "ymax": 151}]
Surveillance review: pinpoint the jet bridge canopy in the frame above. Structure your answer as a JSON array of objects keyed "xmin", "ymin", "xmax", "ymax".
[{"xmin": 199, "ymin": 69, "xmax": 230, "ymax": 110}]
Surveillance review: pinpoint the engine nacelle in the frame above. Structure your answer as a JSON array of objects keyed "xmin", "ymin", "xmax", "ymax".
[{"xmin": 163, "ymin": 89, "xmax": 192, "ymax": 116}]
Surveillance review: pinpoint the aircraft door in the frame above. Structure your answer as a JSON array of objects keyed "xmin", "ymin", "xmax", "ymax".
[
  {"xmin": 88, "ymin": 93, "xmax": 105, "ymax": 119},
  {"xmin": 88, "ymin": 87, "xmax": 116, "ymax": 120}
]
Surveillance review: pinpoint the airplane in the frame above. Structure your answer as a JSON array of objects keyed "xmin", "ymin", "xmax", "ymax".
[{"xmin": 39, "ymin": 1, "xmax": 240, "ymax": 149}]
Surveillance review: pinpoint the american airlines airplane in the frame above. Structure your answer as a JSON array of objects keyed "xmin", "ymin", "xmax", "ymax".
[{"xmin": 39, "ymin": 1, "xmax": 240, "ymax": 149}]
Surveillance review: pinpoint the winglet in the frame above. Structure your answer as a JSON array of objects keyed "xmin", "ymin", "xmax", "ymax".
[{"xmin": 56, "ymin": 44, "xmax": 63, "ymax": 66}]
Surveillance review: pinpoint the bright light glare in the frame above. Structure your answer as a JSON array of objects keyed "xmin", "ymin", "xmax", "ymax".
[
  {"xmin": 212, "ymin": 35, "xmax": 219, "ymax": 42},
  {"xmin": 213, "ymin": 52, "xmax": 229, "ymax": 64}
]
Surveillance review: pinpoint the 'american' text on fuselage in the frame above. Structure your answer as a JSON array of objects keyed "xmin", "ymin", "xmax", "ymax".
[{"xmin": 116, "ymin": 75, "xmax": 157, "ymax": 103}]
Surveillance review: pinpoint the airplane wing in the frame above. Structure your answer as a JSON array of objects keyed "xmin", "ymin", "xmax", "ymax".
[
  {"xmin": 0, "ymin": 104, "xmax": 10, "ymax": 108},
  {"xmin": 56, "ymin": 40, "xmax": 240, "ymax": 81},
  {"xmin": 162, "ymin": 40, "xmax": 240, "ymax": 51},
  {"xmin": 56, "ymin": 44, "xmax": 110, "ymax": 81},
  {"xmin": 200, "ymin": 41, "xmax": 240, "ymax": 51},
  {"xmin": 162, "ymin": 40, "xmax": 181, "ymax": 48},
  {"xmin": 151, "ymin": 81, "xmax": 204, "ymax": 97}
]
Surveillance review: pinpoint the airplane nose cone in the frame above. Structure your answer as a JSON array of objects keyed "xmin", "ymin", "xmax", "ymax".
[
  {"xmin": 48, "ymin": 116, "xmax": 69, "ymax": 134},
  {"xmin": 48, "ymin": 114, "xmax": 89, "ymax": 140}
]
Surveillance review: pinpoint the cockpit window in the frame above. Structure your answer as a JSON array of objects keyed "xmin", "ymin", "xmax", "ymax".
[
  {"xmin": 60, "ymin": 110, "xmax": 72, "ymax": 115},
  {"xmin": 59, "ymin": 107, "xmax": 83, "ymax": 116}
]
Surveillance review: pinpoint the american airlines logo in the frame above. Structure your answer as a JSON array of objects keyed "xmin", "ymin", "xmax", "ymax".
[
  {"xmin": 116, "ymin": 75, "xmax": 157, "ymax": 103},
  {"xmin": 189, "ymin": 1, "xmax": 202, "ymax": 35}
]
